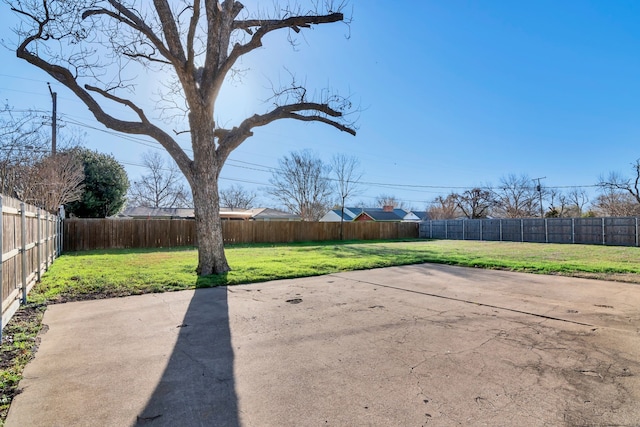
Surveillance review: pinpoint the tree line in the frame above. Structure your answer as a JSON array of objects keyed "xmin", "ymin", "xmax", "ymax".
[{"xmin": 428, "ymin": 165, "xmax": 640, "ymax": 220}]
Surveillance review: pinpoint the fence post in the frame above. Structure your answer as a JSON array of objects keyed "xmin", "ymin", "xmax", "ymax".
[
  {"xmin": 445, "ymin": 221, "xmax": 448, "ymax": 239},
  {"xmin": 602, "ymin": 217, "xmax": 606, "ymax": 245},
  {"xmin": 430, "ymin": 221, "xmax": 432, "ymax": 239},
  {"xmin": 0, "ymin": 196, "xmax": 3, "ymax": 341},
  {"xmin": 544, "ymin": 218, "xmax": 548, "ymax": 243},
  {"xmin": 20, "ymin": 203, "xmax": 27, "ymax": 304},
  {"xmin": 462, "ymin": 220, "xmax": 465, "ymax": 240},
  {"xmin": 499, "ymin": 219, "xmax": 503, "ymax": 241},
  {"xmin": 572, "ymin": 218, "xmax": 575, "ymax": 244},
  {"xmin": 58, "ymin": 206, "xmax": 65, "ymax": 255},
  {"xmin": 636, "ymin": 217, "xmax": 638, "ymax": 247},
  {"xmin": 57, "ymin": 213, "xmax": 62, "ymax": 256},
  {"xmin": 520, "ymin": 219, "xmax": 524, "ymax": 243},
  {"xmin": 480, "ymin": 220, "xmax": 483, "ymax": 241},
  {"xmin": 55, "ymin": 213, "xmax": 60, "ymax": 257},
  {"xmin": 45, "ymin": 213, "xmax": 50, "ymax": 270},
  {"xmin": 36, "ymin": 209, "xmax": 41, "ymax": 282},
  {"xmin": 55, "ymin": 214, "xmax": 58, "ymax": 257}
]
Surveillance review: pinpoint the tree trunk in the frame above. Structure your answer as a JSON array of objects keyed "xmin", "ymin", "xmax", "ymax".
[
  {"xmin": 192, "ymin": 177, "xmax": 230, "ymax": 275},
  {"xmin": 190, "ymin": 115, "xmax": 230, "ymax": 276}
]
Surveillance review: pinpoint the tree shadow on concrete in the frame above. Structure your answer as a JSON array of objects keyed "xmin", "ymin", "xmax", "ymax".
[{"xmin": 134, "ymin": 287, "xmax": 239, "ymax": 427}]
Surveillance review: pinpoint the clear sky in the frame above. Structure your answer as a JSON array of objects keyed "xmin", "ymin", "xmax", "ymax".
[{"xmin": 1, "ymin": 0, "xmax": 640, "ymax": 210}]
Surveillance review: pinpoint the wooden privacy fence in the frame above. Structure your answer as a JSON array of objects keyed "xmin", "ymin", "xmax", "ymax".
[
  {"xmin": 419, "ymin": 217, "xmax": 640, "ymax": 246},
  {"xmin": 63, "ymin": 219, "xmax": 419, "ymax": 251},
  {"xmin": 1, "ymin": 195, "xmax": 61, "ymax": 337}
]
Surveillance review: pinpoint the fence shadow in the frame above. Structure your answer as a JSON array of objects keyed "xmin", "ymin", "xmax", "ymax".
[{"xmin": 134, "ymin": 287, "xmax": 239, "ymax": 427}]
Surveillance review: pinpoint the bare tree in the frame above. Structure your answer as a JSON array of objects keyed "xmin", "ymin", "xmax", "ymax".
[
  {"xmin": 331, "ymin": 153, "xmax": 362, "ymax": 239},
  {"xmin": 0, "ymin": 106, "xmax": 85, "ymax": 211},
  {"xmin": 18, "ymin": 152, "xmax": 85, "ymax": 213},
  {"xmin": 0, "ymin": 106, "xmax": 49, "ymax": 196},
  {"xmin": 9, "ymin": 1, "xmax": 356, "ymax": 275},
  {"xmin": 129, "ymin": 151, "xmax": 191, "ymax": 208},
  {"xmin": 592, "ymin": 188, "xmax": 640, "ymax": 217},
  {"xmin": 492, "ymin": 174, "xmax": 540, "ymax": 218},
  {"xmin": 452, "ymin": 188, "xmax": 493, "ymax": 219},
  {"xmin": 220, "ymin": 184, "xmax": 256, "ymax": 210},
  {"xmin": 598, "ymin": 160, "xmax": 640, "ymax": 205},
  {"xmin": 428, "ymin": 194, "xmax": 460, "ymax": 219},
  {"xmin": 545, "ymin": 189, "xmax": 568, "ymax": 218},
  {"xmin": 268, "ymin": 150, "xmax": 332, "ymax": 221},
  {"xmin": 566, "ymin": 188, "xmax": 589, "ymax": 217},
  {"xmin": 375, "ymin": 194, "xmax": 407, "ymax": 210}
]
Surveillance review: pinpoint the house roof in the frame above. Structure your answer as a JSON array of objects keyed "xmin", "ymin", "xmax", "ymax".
[
  {"xmin": 411, "ymin": 211, "xmax": 430, "ymax": 221},
  {"xmin": 328, "ymin": 208, "xmax": 361, "ymax": 221},
  {"xmin": 248, "ymin": 208, "xmax": 301, "ymax": 220},
  {"xmin": 322, "ymin": 207, "xmax": 429, "ymax": 222},
  {"xmin": 118, "ymin": 206, "xmax": 300, "ymax": 221},
  {"xmin": 355, "ymin": 210, "xmax": 405, "ymax": 221},
  {"xmin": 118, "ymin": 207, "xmax": 195, "ymax": 218}
]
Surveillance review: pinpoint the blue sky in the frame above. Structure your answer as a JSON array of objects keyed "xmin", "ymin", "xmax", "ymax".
[{"xmin": 1, "ymin": 1, "xmax": 640, "ymax": 209}]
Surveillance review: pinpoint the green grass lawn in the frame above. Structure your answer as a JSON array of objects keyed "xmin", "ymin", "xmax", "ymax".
[{"xmin": 31, "ymin": 239, "xmax": 640, "ymax": 304}]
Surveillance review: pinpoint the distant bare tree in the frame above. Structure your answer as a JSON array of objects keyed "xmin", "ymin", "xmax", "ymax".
[
  {"xmin": 220, "ymin": 184, "xmax": 256, "ymax": 210},
  {"xmin": 493, "ymin": 174, "xmax": 540, "ymax": 218},
  {"xmin": 331, "ymin": 154, "xmax": 363, "ymax": 239},
  {"xmin": 18, "ymin": 152, "xmax": 84, "ymax": 213},
  {"xmin": 0, "ymin": 106, "xmax": 85, "ymax": 212},
  {"xmin": 592, "ymin": 188, "xmax": 640, "ymax": 217},
  {"xmin": 129, "ymin": 152, "xmax": 191, "ymax": 208},
  {"xmin": 545, "ymin": 189, "xmax": 569, "ymax": 218},
  {"xmin": 566, "ymin": 188, "xmax": 590, "ymax": 217},
  {"xmin": 428, "ymin": 194, "xmax": 460, "ymax": 219},
  {"xmin": 375, "ymin": 194, "xmax": 407, "ymax": 210},
  {"xmin": 0, "ymin": 107, "xmax": 49, "ymax": 196},
  {"xmin": 452, "ymin": 188, "xmax": 494, "ymax": 219},
  {"xmin": 598, "ymin": 160, "xmax": 640, "ymax": 205},
  {"xmin": 268, "ymin": 150, "xmax": 332, "ymax": 221}
]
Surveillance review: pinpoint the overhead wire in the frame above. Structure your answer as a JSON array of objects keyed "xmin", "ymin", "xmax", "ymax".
[
  {"xmin": 1, "ymin": 90, "xmax": 603, "ymax": 201},
  {"xmin": 58, "ymin": 116, "xmax": 608, "ymax": 194}
]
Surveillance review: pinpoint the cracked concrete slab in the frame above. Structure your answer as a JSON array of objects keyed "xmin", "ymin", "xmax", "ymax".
[{"xmin": 6, "ymin": 263, "xmax": 640, "ymax": 426}]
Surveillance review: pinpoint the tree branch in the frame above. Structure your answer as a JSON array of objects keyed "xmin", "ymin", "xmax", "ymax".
[
  {"xmin": 186, "ymin": 1, "xmax": 201, "ymax": 68},
  {"xmin": 85, "ymin": 85, "xmax": 149, "ymax": 123},
  {"xmin": 16, "ymin": 40, "xmax": 193, "ymax": 180},
  {"xmin": 152, "ymin": 0, "xmax": 187, "ymax": 64},
  {"xmin": 215, "ymin": 12, "xmax": 344, "ymax": 95},
  {"xmin": 216, "ymin": 101, "xmax": 356, "ymax": 163},
  {"xmin": 82, "ymin": 1, "xmax": 177, "ymax": 65}
]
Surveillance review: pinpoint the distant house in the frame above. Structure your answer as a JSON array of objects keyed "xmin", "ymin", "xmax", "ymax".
[
  {"xmin": 118, "ymin": 206, "xmax": 300, "ymax": 221},
  {"xmin": 409, "ymin": 211, "xmax": 430, "ymax": 221},
  {"xmin": 319, "ymin": 207, "xmax": 363, "ymax": 222},
  {"xmin": 320, "ymin": 206, "xmax": 424, "ymax": 223},
  {"xmin": 117, "ymin": 207, "xmax": 195, "ymax": 219},
  {"xmin": 220, "ymin": 207, "xmax": 301, "ymax": 221}
]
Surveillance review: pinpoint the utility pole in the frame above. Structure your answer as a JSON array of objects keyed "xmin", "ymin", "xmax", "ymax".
[
  {"xmin": 47, "ymin": 82, "xmax": 57, "ymax": 155},
  {"xmin": 533, "ymin": 176, "xmax": 546, "ymax": 218}
]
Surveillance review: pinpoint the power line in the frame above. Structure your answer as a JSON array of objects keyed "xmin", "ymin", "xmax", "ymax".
[{"xmin": 6, "ymin": 108, "xmax": 603, "ymax": 194}]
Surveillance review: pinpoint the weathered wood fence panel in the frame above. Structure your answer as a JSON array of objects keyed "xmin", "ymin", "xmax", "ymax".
[
  {"xmin": 63, "ymin": 219, "xmax": 419, "ymax": 251},
  {"xmin": 1, "ymin": 195, "xmax": 61, "ymax": 337},
  {"xmin": 420, "ymin": 217, "xmax": 640, "ymax": 247}
]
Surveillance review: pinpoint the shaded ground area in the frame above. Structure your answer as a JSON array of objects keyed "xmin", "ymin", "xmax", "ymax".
[{"xmin": 6, "ymin": 264, "xmax": 640, "ymax": 426}]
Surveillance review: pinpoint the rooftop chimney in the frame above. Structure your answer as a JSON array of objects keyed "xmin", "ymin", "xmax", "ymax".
[{"xmin": 383, "ymin": 205, "xmax": 394, "ymax": 212}]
